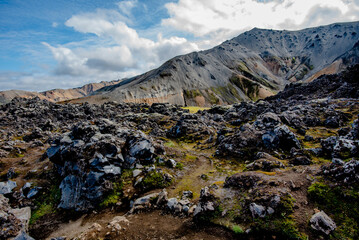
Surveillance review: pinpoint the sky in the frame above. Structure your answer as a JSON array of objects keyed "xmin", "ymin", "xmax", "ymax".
[{"xmin": 1, "ymin": 0, "xmax": 359, "ymax": 92}]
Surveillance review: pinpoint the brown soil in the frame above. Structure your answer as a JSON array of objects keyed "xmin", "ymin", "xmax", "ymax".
[{"xmin": 46, "ymin": 210, "xmax": 235, "ymax": 240}]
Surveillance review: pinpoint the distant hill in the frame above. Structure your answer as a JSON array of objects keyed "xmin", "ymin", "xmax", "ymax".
[
  {"xmin": 0, "ymin": 80, "xmax": 121, "ymax": 104},
  {"xmin": 75, "ymin": 21, "xmax": 359, "ymax": 106}
]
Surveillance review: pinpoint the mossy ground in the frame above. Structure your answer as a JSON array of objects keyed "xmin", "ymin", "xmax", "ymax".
[
  {"xmin": 181, "ymin": 106, "xmax": 210, "ymax": 113},
  {"xmin": 100, "ymin": 182, "xmax": 123, "ymax": 208},
  {"xmin": 139, "ymin": 171, "xmax": 172, "ymax": 191},
  {"xmin": 308, "ymin": 180, "xmax": 359, "ymax": 239},
  {"xmin": 30, "ymin": 184, "xmax": 61, "ymax": 225}
]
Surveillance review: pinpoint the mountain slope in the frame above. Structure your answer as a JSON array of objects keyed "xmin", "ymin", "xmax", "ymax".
[
  {"xmin": 0, "ymin": 80, "xmax": 121, "ymax": 104},
  {"xmin": 81, "ymin": 21, "xmax": 359, "ymax": 106}
]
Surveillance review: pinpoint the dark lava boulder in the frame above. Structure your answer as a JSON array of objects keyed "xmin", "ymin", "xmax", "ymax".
[
  {"xmin": 216, "ymin": 124, "xmax": 263, "ymax": 158},
  {"xmin": 224, "ymin": 172, "xmax": 263, "ymax": 189},
  {"xmin": 321, "ymin": 159, "xmax": 359, "ymax": 184},
  {"xmin": 321, "ymin": 136, "xmax": 359, "ymax": 159},
  {"xmin": 262, "ymin": 125, "xmax": 301, "ymax": 150},
  {"xmin": 47, "ymin": 121, "xmax": 158, "ymax": 211}
]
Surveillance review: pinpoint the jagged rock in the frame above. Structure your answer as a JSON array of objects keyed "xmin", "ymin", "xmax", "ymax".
[
  {"xmin": 347, "ymin": 119, "xmax": 359, "ymax": 140},
  {"xmin": 156, "ymin": 189, "xmax": 168, "ymax": 206},
  {"xmin": 11, "ymin": 207, "xmax": 31, "ymax": 232},
  {"xmin": 193, "ymin": 187, "xmax": 218, "ymax": 218},
  {"xmin": 166, "ymin": 159, "xmax": 177, "ymax": 168},
  {"xmin": 107, "ymin": 216, "xmax": 129, "ymax": 233},
  {"xmin": 246, "ymin": 158, "xmax": 285, "ymax": 171},
  {"xmin": 249, "ymin": 203, "xmax": 267, "ymax": 218},
  {"xmin": 304, "ymin": 135, "xmax": 314, "ymax": 141},
  {"xmin": 321, "ymin": 136, "xmax": 359, "ymax": 158},
  {"xmin": 263, "ymin": 125, "xmax": 301, "ymax": 150},
  {"xmin": 130, "ymin": 192, "xmax": 159, "ymax": 213},
  {"xmin": 216, "ymin": 124, "xmax": 263, "ymax": 157},
  {"xmin": 7, "ymin": 167, "xmax": 17, "ymax": 179},
  {"xmin": 255, "ymin": 112, "xmax": 281, "ymax": 129},
  {"xmin": 289, "ymin": 156, "xmax": 312, "ymax": 165},
  {"xmin": 0, "ymin": 195, "xmax": 33, "ymax": 239},
  {"xmin": 127, "ymin": 138, "xmax": 155, "ymax": 165},
  {"xmin": 23, "ymin": 127, "xmax": 44, "ymax": 142},
  {"xmin": 321, "ymin": 159, "xmax": 359, "ymax": 184},
  {"xmin": 0, "ymin": 180, "xmax": 17, "ymax": 195},
  {"xmin": 133, "ymin": 169, "xmax": 142, "ymax": 178},
  {"xmin": 224, "ymin": 172, "xmax": 262, "ymax": 189},
  {"xmin": 20, "ymin": 182, "xmax": 37, "ymax": 197},
  {"xmin": 45, "ymin": 121, "xmax": 160, "ymax": 211},
  {"xmin": 13, "ymin": 231, "xmax": 35, "ymax": 240},
  {"xmin": 310, "ymin": 211, "xmax": 336, "ymax": 235},
  {"xmin": 324, "ymin": 116, "xmax": 341, "ymax": 128},
  {"xmin": 167, "ymin": 198, "xmax": 178, "ymax": 211},
  {"xmin": 182, "ymin": 190, "xmax": 193, "ymax": 199},
  {"xmin": 75, "ymin": 223, "xmax": 103, "ymax": 240}
]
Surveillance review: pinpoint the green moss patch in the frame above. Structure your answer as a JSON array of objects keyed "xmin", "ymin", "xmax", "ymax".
[
  {"xmin": 139, "ymin": 171, "xmax": 172, "ymax": 191},
  {"xmin": 100, "ymin": 182, "xmax": 123, "ymax": 208},
  {"xmin": 308, "ymin": 181, "xmax": 359, "ymax": 239},
  {"xmin": 30, "ymin": 185, "xmax": 61, "ymax": 225}
]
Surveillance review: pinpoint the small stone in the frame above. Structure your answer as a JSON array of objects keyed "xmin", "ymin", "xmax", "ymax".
[
  {"xmin": 133, "ymin": 169, "xmax": 142, "ymax": 178},
  {"xmin": 166, "ymin": 159, "xmax": 177, "ymax": 168},
  {"xmin": 267, "ymin": 207, "xmax": 275, "ymax": 215},
  {"xmin": 249, "ymin": 203, "xmax": 266, "ymax": 218},
  {"xmin": 167, "ymin": 198, "xmax": 178, "ymax": 210},
  {"xmin": 182, "ymin": 190, "xmax": 193, "ymax": 199},
  {"xmin": 0, "ymin": 180, "xmax": 17, "ymax": 195}
]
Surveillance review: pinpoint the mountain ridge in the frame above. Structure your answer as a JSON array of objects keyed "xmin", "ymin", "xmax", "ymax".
[
  {"xmin": 1, "ymin": 21, "xmax": 359, "ymax": 106},
  {"xmin": 78, "ymin": 21, "xmax": 359, "ymax": 106}
]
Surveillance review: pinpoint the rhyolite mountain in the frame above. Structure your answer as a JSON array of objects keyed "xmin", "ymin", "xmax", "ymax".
[
  {"xmin": 74, "ymin": 21, "xmax": 359, "ymax": 106},
  {"xmin": 1, "ymin": 21, "xmax": 359, "ymax": 106}
]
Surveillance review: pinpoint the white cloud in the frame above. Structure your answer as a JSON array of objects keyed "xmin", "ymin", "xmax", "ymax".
[
  {"xmin": 52, "ymin": 22, "xmax": 58, "ymax": 28},
  {"xmin": 44, "ymin": 9, "xmax": 199, "ymax": 78},
  {"xmin": 116, "ymin": 0, "xmax": 137, "ymax": 17},
  {"xmin": 163, "ymin": 0, "xmax": 359, "ymax": 46}
]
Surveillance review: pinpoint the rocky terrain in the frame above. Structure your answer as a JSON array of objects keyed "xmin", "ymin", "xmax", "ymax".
[
  {"xmin": 0, "ymin": 65, "xmax": 359, "ymax": 239},
  {"xmin": 0, "ymin": 80, "xmax": 121, "ymax": 105}
]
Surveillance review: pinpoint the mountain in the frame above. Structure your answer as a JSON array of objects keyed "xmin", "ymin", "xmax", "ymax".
[
  {"xmin": 0, "ymin": 80, "xmax": 121, "ymax": 104},
  {"xmin": 72, "ymin": 21, "xmax": 359, "ymax": 106}
]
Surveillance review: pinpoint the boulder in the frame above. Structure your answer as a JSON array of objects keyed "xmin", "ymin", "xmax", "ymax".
[
  {"xmin": 193, "ymin": 187, "xmax": 218, "ymax": 218},
  {"xmin": 321, "ymin": 136, "xmax": 358, "ymax": 158},
  {"xmin": 255, "ymin": 112, "xmax": 281, "ymax": 129},
  {"xmin": 0, "ymin": 180, "xmax": 17, "ymax": 195},
  {"xmin": 249, "ymin": 203, "xmax": 267, "ymax": 218},
  {"xmin": 166, "ymin": 159, "xmax": 177, "ymax": 168},
  {"xmin": 289, "ymin": 156, "xmax": 312, "ymax": 165},
  {"xmin": 107, "ymin": 216, "xmax": 129, "ymax": 233},
  {"xmin": 224, "ymin": 172, "xmax": 262, "ymax": 189},
  {"xmin": 310, "ymin": 211, "xmax": 336, "ymax": 235},
  {"xmin": 0, "ymin": 195, "xmax": 33, "ymax": 239},
  {"xmin": 130, "ymin": 192, "xmax": 159, "ymax": 213},
  {"xmin": 321, "ymin": 159, "xmax": 359, "ymax": 184},
  {"xmin": 13, "ymin": 231, "xmax": 35, "ymax": 240},
  {"xmin": 263, "ymin": 125, "xmax": 301, "ymax": 150},
  {"xmin": 246, "ymin": 158, "xmax": 285, "ymax": 171}
]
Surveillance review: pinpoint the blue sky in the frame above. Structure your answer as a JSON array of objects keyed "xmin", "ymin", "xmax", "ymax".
[{"xmin": 1, "ymin": 0, "xmax": 359, "ymax": 91}]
